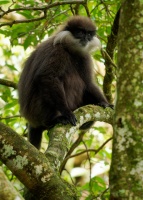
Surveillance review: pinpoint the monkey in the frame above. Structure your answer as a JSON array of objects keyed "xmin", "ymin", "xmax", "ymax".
[{"xmin": 18, "ymin": 16, "xmax": 112, "ymax": 150}]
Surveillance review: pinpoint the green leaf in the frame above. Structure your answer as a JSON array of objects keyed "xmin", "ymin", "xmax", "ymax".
[
  {"xmin": 7, "ymin": 64, "xmax": 17, "ymax": 71},
  {"xmin": 0, "ymin": 0, "xmax": 10, "ymax": 5},
  {"xmin": 17, "ymin": 11, "xmax": 34, "ymax": 19},
  {"xmin": 23, "ymin": 35, "xmax": 35, "ymax": 50}
]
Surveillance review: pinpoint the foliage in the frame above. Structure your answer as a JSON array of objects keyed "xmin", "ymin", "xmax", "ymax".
[{"xmin": 0, "ymin": 0, "xmax": 120, "ymax": 199}]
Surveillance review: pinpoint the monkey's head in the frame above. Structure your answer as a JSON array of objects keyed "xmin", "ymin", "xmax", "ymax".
[{"xmin": 53, "ymin": 16, "xmax": 101, "ymax": 53}]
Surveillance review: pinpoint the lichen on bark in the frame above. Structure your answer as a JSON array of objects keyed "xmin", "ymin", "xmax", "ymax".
[{"xmin": 109, "ymin": 0, "xmax": 143, "ymax": 199}]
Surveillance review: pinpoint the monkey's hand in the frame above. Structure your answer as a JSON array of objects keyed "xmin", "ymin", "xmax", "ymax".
[
  {"xmin": 63, "ymin": 110, "xmax": 77, "ymax": 126},
  {"xmin": 98, "ymin": 102, "xmax": 114, "ymax": 109},
  {"xmin": 57, "ymin": 111, "xmax": 77, "ymax": 126}
]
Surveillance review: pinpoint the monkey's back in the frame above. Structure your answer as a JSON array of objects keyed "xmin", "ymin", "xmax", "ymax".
[{"xmin": 18, "ymin": 37, "xmax": 92, "ymax": 127}]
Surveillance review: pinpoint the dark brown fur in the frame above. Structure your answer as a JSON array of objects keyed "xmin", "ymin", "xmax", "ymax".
[{"xmin": 18, "ymin": 16, "xmax": 111, "ymax": 149}]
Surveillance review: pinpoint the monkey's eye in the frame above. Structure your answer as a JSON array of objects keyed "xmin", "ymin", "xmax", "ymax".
[
  {"xmin": 87, "ymin": 33, "xmax": 92, "ymax": 38},
  {"xmin": 85, "ymin": 31, "xmax": 95, "ymax": 41},
  {"xmin": 87, "ymin": 31, "xmax": 95, "ymax": 37},
  {"xmin": 70, "ymin": 28, "xmax": 86, "ymax": 40},
  {"xmin": 76, "ymin": 29, "xmax": 85, "ymax": 37}
]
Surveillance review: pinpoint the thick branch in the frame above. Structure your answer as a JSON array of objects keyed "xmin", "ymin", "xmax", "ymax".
[
  {"xmin": 0, "ymin": 105, "xmax": 113, "ymax": 199},
  {"xmin": 0, "ymin": 122, "xmax": 77, "ymax": 200},
  {"xmin": 103, "ymin": 8, "xmax": 120, "ymax": 102},
  {"xmin": 45, "ymin": 105, "xmax": 114, "ymax": 169}
]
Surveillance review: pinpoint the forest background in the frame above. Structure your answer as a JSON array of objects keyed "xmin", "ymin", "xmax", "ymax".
[{"xmin": 0, "ymin": 0, "xmax": 143, "ymax": 200}]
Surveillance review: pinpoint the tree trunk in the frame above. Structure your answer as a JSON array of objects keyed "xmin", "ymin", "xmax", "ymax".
[{"xmin": 109, "ymin": 0, "xmax": 143, "ymax": 199}]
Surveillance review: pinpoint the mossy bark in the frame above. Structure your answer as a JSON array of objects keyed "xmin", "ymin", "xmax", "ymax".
[
  {"xmin": 0, "ymin": 105, "xmax": 113, "ymax": 200},
  {"xmin": 109, "ymin": 0, "xmax": 143, "ymax": 199}
]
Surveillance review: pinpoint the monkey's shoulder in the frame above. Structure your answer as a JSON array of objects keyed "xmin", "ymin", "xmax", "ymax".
[{"xmin": 36, "ymin": 37, "xmax": 90, "ymax": 59}]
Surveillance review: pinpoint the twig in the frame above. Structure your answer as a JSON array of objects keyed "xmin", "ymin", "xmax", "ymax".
[
  {"xmin": 59, "ymin": 130, "xmax": 86, "ymax": 173},
  {"xmin": 0, "ymin": 1, "xmax": 84, "ymax": 16},
  {"xmin": 0, "ymin": 0, "xmax": 84, "ymax": 27},
  {"xmin": 99, "ymin": 187, "xmax": 109, "ymax": 198},
  {"xmin": 83, "ymin": 0, "xmax": 90, "ymax": 17},
  {"xmin": 66, "ymin": 137, "xmax": 113, "ymax": 158},
  {"xmin": 0, "ymin": 115, "xmax": 21, "ymax": 120},
  {"xmin": 82, "ymin": 139, "xmax": 92, "ymax": 191},
  {"xmin": 101, "ymin": 48, "xmax": 117, "ymax": 69},
  {"xmin": 0, "ymin": 12, "xmax": 47, "ymax": 28},
  {"xmin": 60, "ymin": 137, "xmax": 113, "ymax": 173},
  {"xmin": 0, "ymin": 78, "xmax": 17, "ymax": 89}
]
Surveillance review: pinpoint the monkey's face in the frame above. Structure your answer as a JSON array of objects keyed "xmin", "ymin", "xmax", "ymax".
[
  {"xmin": 70, "ymin": 28, "xmax": 101, "ymax": 52},
  {"xmin": 71, "ymin": 28, "xmax": 95, "ymax": 45},
  {"xmin": 65, "ymin": 20, "xmax": 101, "ymax": 53},
  {"xmin": 53, "ymin": 16, "xmax": 101, "ymax": 53}
]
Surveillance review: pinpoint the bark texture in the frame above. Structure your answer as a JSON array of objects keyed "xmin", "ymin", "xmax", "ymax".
[
  {"xmin": 103, "ymin": 8, "xmax": 120, "ymax": 103},
  {"xmin": 109, "ymin": 0, "xmax": 143, "ymax": 199},
  {"xmin": 0, "ymin": 105, "xmax": 113, "ymax": 200},
  {"xmin": 0, "ymin": 167, "xmax": 24, "ymax": 200}
]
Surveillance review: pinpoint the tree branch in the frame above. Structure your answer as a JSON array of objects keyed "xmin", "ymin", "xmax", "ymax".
[
  {"xmin": 45, "ymin": 105, "xmax": 114, "ymax": 170},
  {"xmin": 0, "ymin": 122, "xmax": 77, "ymax": 200},
  {"xmin": 101, "ymin": 48, "xmax": 117, "ymax": 69},
  {"xmin": 0, "ymin": 105, "xmax": 114, "ymax": 199},
  {"xmin": 60, "ymin": 137, "xmax": 113, "ymax": 173},
  {"xmin": 0, "ymin": 12, "xmax": 47, "ymax": 28},
  {"xmin": 59, "ymin": 130, "xmax": 86, "ymax": 173},
  {"xmin": 0, "ymin": 78, "xmax": 17, "ymax": 89},
  {"xmin": 0, "ymin": 167, "xmax": 24, "ymax": 200},
  {"xmin": 103, "ymin": 8, "xmax": 120, "ymax": 103},
  {"xmin": 0, "ymin": 115, "xmax": 20, "ymax": 120},
  {"xmin": 0, "ymin": 0, "xmax": 85, "ymax": 27}
]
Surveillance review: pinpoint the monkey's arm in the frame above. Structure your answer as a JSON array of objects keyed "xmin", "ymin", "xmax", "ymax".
[
  {"xmin": 80, "ymin": 63, "xmax": 113, "ymax": 108},
  {"xmin": 83, "ymin": 83, "xmax": 112, "ymax": 108}
]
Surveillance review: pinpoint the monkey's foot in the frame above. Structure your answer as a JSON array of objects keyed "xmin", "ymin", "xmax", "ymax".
[{"xmin": 98, "ymin": 102, "xmax": 114, "ymax": 109}]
